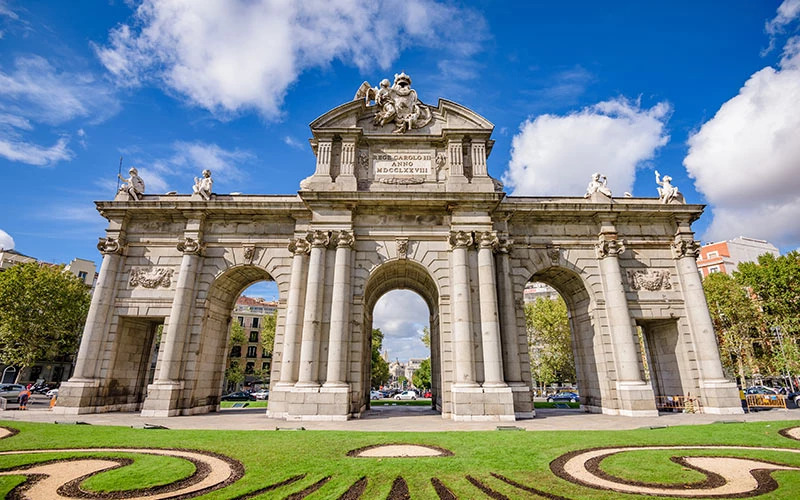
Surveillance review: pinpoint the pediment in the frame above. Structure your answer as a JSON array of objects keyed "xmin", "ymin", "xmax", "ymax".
[{"xmin": 309, "ymin": 98, "xmax": 493, "ymax": 137}]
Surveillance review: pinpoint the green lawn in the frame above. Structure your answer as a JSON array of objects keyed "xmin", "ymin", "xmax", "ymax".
[
  {"xmin": 2, "ymin": 419, "xmax": 800, "ymax": 498},
  {"xmin": 219, "ymin": 400, "xmax": 269, "ymax": 408}
]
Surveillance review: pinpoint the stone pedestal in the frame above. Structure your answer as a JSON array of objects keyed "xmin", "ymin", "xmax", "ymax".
[
  {"xmin": 615, "ymin": 382, "xmax": 659, "ymax": 417},
  {"xmin": 282, "ymin": 386, "xmax": 350, "ymax": 421},
  {"xmin": 140, "ymin": 381, "xmax": 184, "ymax": 417},
  {"xmin": 510, "ymin": 382, "xmax": 535, "ymax": 419},
  {"xmin": 51, "ymin": 379, "xmax": 100, "ymax": 415},
  {"xmin": 451, "ymin": 386, "xmax": 515, "ymax": 421}
]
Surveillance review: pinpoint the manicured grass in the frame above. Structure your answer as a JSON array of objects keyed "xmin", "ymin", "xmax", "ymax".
[
  {"xmin": 2, "ymin": 419, "xmax": 800, "ymax": 498},
  {"xmin": 533, "ymin": 401, "xmax": 580, "ymax": 409},
  {"xmin": 219, "ymin": 400, "xmax": 268, "ymax": 408}
]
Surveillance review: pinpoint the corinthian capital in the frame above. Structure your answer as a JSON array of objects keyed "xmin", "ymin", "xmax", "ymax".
[
  {"xmin": 671, "ymin": 237, "xmax": 700, "ymax": 259},
  {"xmin": 336, "ymin": 230, "xmax": 355, "ymax": 249},
  {"xmin": 448, "ymin": 230, "xmax": 473, "ymax": 249},
  {"xmin": 595, "ymin": 236, "xmax": 625, "ymax": 259},
  {"xmin": 97, "ymin": 236, "xmax": 124, "ymax": 255},
  {"xmin": 177, "ymin": 237, "xmax": 204, "ymax": 255},
  {"xmin": 288, "ymin": 237, "xmax": 311, "ymax": 255},
  {"xmin": 309, "ymin": 230, "xmax": 330, "ymax": 248},
  {"xmin": 477, "ymin": 231, "xmax": 499, "ymax": 251}
]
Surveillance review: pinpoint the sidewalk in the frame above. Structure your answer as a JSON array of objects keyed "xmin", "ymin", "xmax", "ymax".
[{"xmin": 2, "ymin": 405, "xmax": 799, "ymax": 432}]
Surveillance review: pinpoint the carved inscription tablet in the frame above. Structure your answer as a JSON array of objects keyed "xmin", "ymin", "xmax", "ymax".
[{"xmin": 373, "ymin": 151, "xmax": 432, "ymax": 177}]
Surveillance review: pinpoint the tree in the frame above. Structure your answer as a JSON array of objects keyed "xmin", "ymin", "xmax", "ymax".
[
  {"xmin": 371, "ymin": 328, "xmax": 389, "ymax": 388},
  {"xmin": 420, "ymin": 326, "xmax": 430, "ymax": 348},
  {"xmin": 0, "ymin": 262, "xmax": 91, "ymax": 376},
  {"xmin": 525, "ymin": 296, "xmax": 575, "ymax": 389},
  {"xmin": 229, "ymin": 320, "xmax": 245, "ymax": 346},
  {"xmin": 703, "ymin": 272, "xmax": 767, "ymax": 384},
  {"xmin": 225, "ymin": 360, "xmax": 245, "ymax": 391},
  {"xmin": 412, "ymin": 358, "xmax": 431, "ymax": 390},
  {"xmin": 260, "ymin": 310, "xmax": 277, "ymax": 356}
]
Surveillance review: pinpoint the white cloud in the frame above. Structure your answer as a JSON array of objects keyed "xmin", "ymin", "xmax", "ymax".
[
  {"xmin": 767, "ymin": 0, "xmax": 800, "ymax": 35},
  {"xmin": 684, "ymin": 37, "xmax": 800, "ymax": 249},
  {"xmin": 170, "ymin": 141, "xmax": 253, "ymax": 181},
  {"xmin": 0, "ymin": 1, "xmax": 18, "ymax": 19},
  {"xmin": 504, "ymin": 97, "xmax": 671, "ymax": 196},
  {"xmin": 373, "ymin": 290, "xmax": 430, "ymax": 361},
  {"xmin": 95, "ymin": 0, "xmax": 485, "ymax": 119},
  {"xmin": 0, "ymin": 229, "xmax": 14, "ymax": 250},
  {"xmin": 283, "ymin": 136, "xmax": 304, "ymax": 150},
  {"xmin": 0, "ymin": 55, "xmax": 119, "ymax": 125},
  {"xmin": 0, "ymin": 136, "xmax": 73, "ymax": 166}
]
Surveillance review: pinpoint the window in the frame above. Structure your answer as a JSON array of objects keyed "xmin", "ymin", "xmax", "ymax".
[
  {"xmin": 78, "ymin": 271, "xmax": 88, "ymax": 280},
  {"xmin": 706, "ymin": 251, "xmax": 719, "ymax": 258},
  {"xmin": 245, "ymin": 362, "xmax": 254, "ymax": 374},
  {"xmin": 238, "ymin": 316, "xmax": 244, "ymax": 326},
  {"xmin": 709, "ymin": 266, "xmax": 720, "ymax": 274},
  {"xmin": 249, "ymin": 331, "xmax": 259, "ymax": 342},
  {"xmin": 262, "ymin": 350, "xmax": 271, "ymax": 358},
  {"xmin": 247, "ymin": 346, "xmax": 257, "ymax": 358},
  {"xmin": 252, "ymin": 317, "xmax": 259, "ymax": 328},
  {"xmin": 230, "ymin": 346, "xmax": 241, "ymax": 357},
  {"xmin": 261, "ymin": 362, "xmax": 270, "ymax": 371}
]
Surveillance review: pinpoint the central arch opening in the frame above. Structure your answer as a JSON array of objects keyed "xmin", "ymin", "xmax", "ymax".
[{"xmin": 362, "ymin": 259, "xmax": 442, "ymax": 415}]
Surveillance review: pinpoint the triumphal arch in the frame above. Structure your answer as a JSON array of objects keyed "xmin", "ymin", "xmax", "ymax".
[{"xmin": 56, "ymin": 72, "xmax": 742, "ymax": 420}]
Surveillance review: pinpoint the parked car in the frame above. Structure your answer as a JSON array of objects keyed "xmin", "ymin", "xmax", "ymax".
[
  {"xmin": 423, "ymin": 390, "xmax": 432, "ymax": 398},
  {"xmin": 547, "ymin": 391, "xmax": 579, "ymax": 403},
  {"xmin": 745, "ymin": 386, "xmax": 780, "ymax": 395},
  {"xmin": 221, "ymin": 391, "xmax": 256, "ymax": 401},
  {"xmin": 0, "ymin": 384, "xmax": 25, "ymax": 403},
  {"xmin": 46, "ymin": 388, "xmax": 59, "ymax": 398},
  {"xmin": 370, "ymin": 390, "xmax": 382, "ymax": 400},
  {"xmin": 251, "ymin": 389, "xmax": 269, "ymax": 400},
  {"xmin": 395, "ymin": 390, "xmax": 418, "ymax": 400}
]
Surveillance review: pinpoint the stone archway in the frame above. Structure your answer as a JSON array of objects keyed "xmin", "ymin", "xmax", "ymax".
[{"xmin": 361, "ymin": 259, "xmax": 441, "ymax": 413}]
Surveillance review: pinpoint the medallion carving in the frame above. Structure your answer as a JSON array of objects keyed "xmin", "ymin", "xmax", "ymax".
[
  {"xmin": 627, "ymin": 269, "xmax": 672, "ymax": 291},
  {"xmin": 546, "ymin": 246, "xmax": 561, "ymax": 265},
  {"xmin": 243, "ymin": 245, "xmax": 259, "ymax": 263},
  {"xmin": 129, "ymin": 267, "xmax": 173, "ymax": 289}
]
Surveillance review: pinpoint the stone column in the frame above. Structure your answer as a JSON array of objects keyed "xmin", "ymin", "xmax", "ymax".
[
  {"xmin": 672, "ymin": 223, "xmax": 741, "ymax": 414},
  {"xmin": 336, "ymin": 139, "xmax": 358, "ymax": 190},
  {"xmin": 449, "ymin": 231, "xmax": 478, "ymax": 387},
  {"xmin": 154, "ymin": 236, "xmax": 204, "ymax": 383},
  {"xmin": 470, "ymin": 140, "xmax": 488, "ymax": 177},
  {"xmin": 477, "ymin": 231, "xmax": 506, "ymax": 387},
  {"xmin": 496, "ymin": 238, "xmax": 522, "ymax": 383},
  {"xmin": 315, "ymin": 140, "xmax": 333, "ymax": 180},
  {"xmin": 324, "ymin": 230, "xmax": 354, "ymax": 387},
  {"xmin": 276, "ymin": 237, "xmax": 310, "ymax": 386},
  {"xmin": 296, "ymin": 230, "xmax": 329, "ymax": 388},
  {"xmin": 71, "ymin": 237, "xmax": 125, "ymax": 381},
  {"xmin": 445, "ymin": 136, "xmax": 467, "ymax": 187},
  {"xmin": 595, "ymin": 235, "xmax": 643, "ymax": 385}
]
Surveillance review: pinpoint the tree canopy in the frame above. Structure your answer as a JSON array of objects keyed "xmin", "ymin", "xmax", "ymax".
[
  {"xmin": 260, "ymin": 310, "xmax": 277, "ymax": 356},
  {"xmin": 525, "ymin": 295, "xmax": 575, "ymax": 389},
  {"xmin": 0, "ymin": 262, "xmax": 91, "ymax": 370},
  {"xmin": 412, "ymin": 357, "xmax": 431, "ymax": 390},
  {"xmin": 371, "ymin": 328, "xmax": 389, "ymax": 389}
]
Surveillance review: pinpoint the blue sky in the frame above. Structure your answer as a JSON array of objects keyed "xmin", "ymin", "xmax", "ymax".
[{"xmin": 1, "ymin": 1, "xmax": 799, "ymax": 360}]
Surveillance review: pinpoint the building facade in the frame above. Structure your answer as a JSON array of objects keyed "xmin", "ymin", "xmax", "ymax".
[
  {"xmin": 55, "ymin": 73, "xmax": 742, "ymax": 421},
  {"xmin": 226, "ymin": 295, "xmax": 277, "ymax": 390},
  {"xmin": 697, "ymin": 236, "xmax": 780, "ymax": 278}
]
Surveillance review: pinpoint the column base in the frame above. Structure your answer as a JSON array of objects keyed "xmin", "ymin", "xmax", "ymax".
[
  {"xmin": 509, "ymin": 382, "xmax": 535, "ymax": 418},
  {"xmin": 615, "ymin": 381, "xmax": 659, "ymax": 417},
  {"xmin": 699, "ymin": 380, "xmax": 744, "ymax": 415},
  {"xmin": 271, "ymin": 385, "xmax": 350, "ymax": 421},
  {"xmin": 140, "ymin": 381, "xmax": 184, "ymax": 417},
  {"xmin": 451, "ymin": 385, "xmax": 516, "ymax": 421}
]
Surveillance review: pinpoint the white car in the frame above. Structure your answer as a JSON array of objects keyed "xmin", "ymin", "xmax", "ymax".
[
  {"xmin": 251, "ymin": 389, "xmax": 269, "ymax": 400},
  {"xmin": 395, "ymin": 390, "xmax": 417, "ymax": 400},
  {"xmin": 46, "ymin": 388, "xmax": 59, "ymax": 398},
  {"xmin": 370, "ymin": 390, "xmax": 382, "ymax": 400}
]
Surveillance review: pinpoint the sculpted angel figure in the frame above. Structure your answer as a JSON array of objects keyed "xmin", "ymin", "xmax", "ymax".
[
  {"xmin": 655, "ymin": 170, "xmax": 683, "ymax": 204},
  {"xmin": 193, "ymin": 169, "xmax": 213, "ymax": 200},
  {"xmin": 354, "ymin": 72, "xmax": 432, "ymax": 133},
  {"xmin": 117, "ymin": 167, "xmax": 145, "ymax": 201},
  {"xmin": 585, "ymin": 172, "xmax": 612, "ymax": 198}
]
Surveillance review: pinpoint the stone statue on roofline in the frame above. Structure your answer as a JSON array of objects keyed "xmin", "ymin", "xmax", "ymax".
[
  {"xmin": 655, "ymin": 170, "xmax": 684, "ymax": 204},
  {"xmin": 192, "ymin": 169, "xmax": 213, "ymax": 200},
  {"xmin": 117, "ymin": 167, "xmax": 145, "ymax": 201},
  {"xmin": 585, "ymin": 172, "xmax": 613, "ymax": 200},
  {"xmin": 354, "ymin": 72, "xmax": 433, "ymax": 133}
]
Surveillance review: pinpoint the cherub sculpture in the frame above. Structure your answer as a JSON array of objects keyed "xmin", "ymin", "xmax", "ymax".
[
  {"xmin": 193, "ymin": 169, "xmax": 213, "ymax": 200},
  {"xmin": 585, "ymin": 173, "xmax": 612, "ymax": 198},
  {"xmin": 655, "ymin": 170, "xmax": 683, "ymax": 204},
  {"xmin": 117, "ymin": 167, "xmax": 145, "ymax": 201}
]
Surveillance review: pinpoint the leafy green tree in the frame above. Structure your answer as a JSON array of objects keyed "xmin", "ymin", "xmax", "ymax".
[
  {"xmin": 229, "ymin": 320, "xmax": 245, "ymax": 346},
  {"xmin": 420, "ymin": 326, "xmax": 430, "ymax": 348},
  {"xmin": 525, "ymin": 295, "xmax": 575, "ymax": 390},
  {"xmin": 703, "ymin": 272, "xmax": 767, "ymax": 384},
  {"xmin": 412, "ymin": 358, "xmax": 431, "ymax": 390},
  {"xmin": 225, "ymin": 360, "xmax": 245, "ymax": 390},
  {"xmin": 260, "ymin": 310, "xmax": 277, "ymax": 356},
  {"xmin": 371, "ymin": 328, "xmax": 389, "ymax": 388},
  {"xmin": 0, "ymin": 262, "xmax": 91, "ymax": 376}
]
